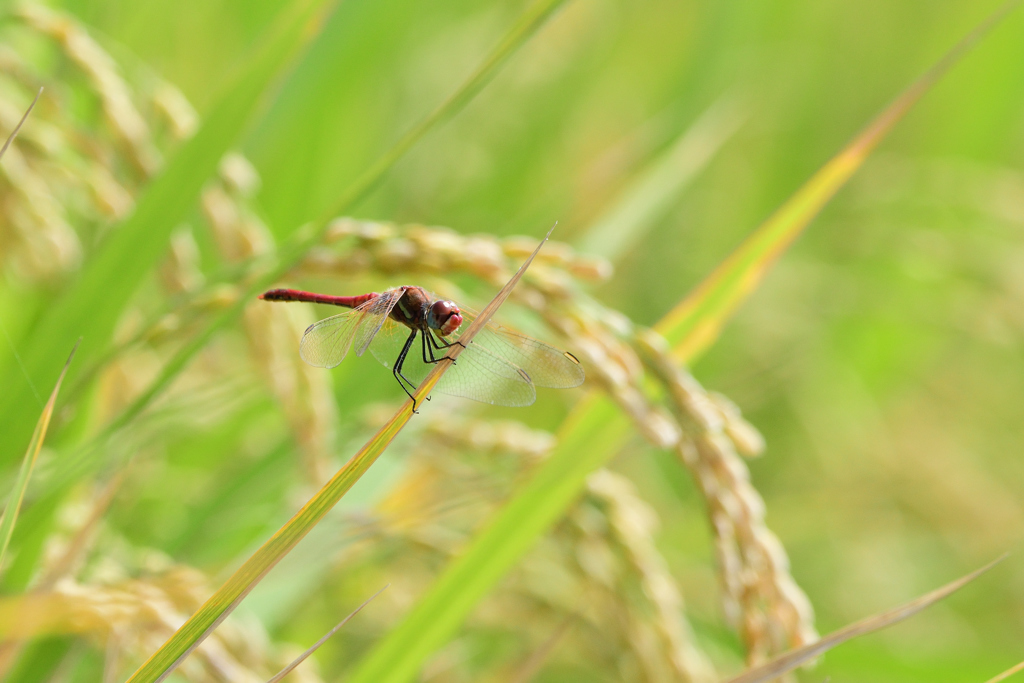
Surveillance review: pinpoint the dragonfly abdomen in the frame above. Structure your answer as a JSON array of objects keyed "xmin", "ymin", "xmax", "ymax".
[{"xmin": 259, "ymin": 289, "xmax": 379, "ymax": 308}]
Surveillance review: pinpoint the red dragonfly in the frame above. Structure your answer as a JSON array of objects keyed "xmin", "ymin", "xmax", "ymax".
[{"xmin": 259, "ymin": 286, "xmax": 584, "ymax": 408}]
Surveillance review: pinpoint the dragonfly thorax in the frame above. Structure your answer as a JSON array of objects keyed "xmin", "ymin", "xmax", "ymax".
[{"xmin": 426, "ymin": 299, "xmax": 463, "ymax": 337}]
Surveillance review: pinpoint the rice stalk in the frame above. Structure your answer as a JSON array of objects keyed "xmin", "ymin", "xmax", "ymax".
[
  {"xmin": 0, "ymin": 2, "xmax": 1016, "ymax": 681},
  {"xmin": 348, "ymin": 4, "xmax": 1016, "ymax": 677},
  {"xmin": 0, "ymin": 0, "xmax": 338, "ymax": 463},
  {"xmin": 585, "ymin": 470, "xmax": 715, "ymax": 682},
  {"xmin": 635, "ymin": 330, "xmax": 816, "ymax": 662},
  {"xmin": 0, "ymin": 565, "xmax": 326, "ymax": 683},
  {"xmin": 14, "ymin": 4, "xmax": 162, "ymax": 177},
  {"xmin": 722, "ymin": 556, "xmax": 1005, "ymax": 683},
  {"xmin": 359, "ymin": 412, "xmax": 711, "ymax": 679}
]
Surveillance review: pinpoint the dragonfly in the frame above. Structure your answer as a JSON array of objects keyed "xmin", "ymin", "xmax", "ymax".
[{"xmin": 259, "ymin": 286, "xmax": 584, "ymax": 409}]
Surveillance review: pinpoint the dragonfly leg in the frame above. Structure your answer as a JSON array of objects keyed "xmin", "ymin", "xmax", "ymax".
[
  {"xmin": 421, "ymin": 329, "xmax": 435, "ymax": 364},
  {"xmin": 408, "ymin": 333, "xmax": 436, "ymax": 401},
  {"xmin": 423, "ymin": 330, "xmax": 455, "ymax": 364},
  {"xmin": 427, "ymin": 331, "xmax": 464, "ymax": 361},
  {"xmin": 394, "ymin": 328, "xmax": 421, "ymax": 412}
]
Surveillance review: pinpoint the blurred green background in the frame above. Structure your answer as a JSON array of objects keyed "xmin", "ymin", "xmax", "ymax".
[{"xmin": 2, "ymin": 0, "xmax": 1024, "ymax": 681}]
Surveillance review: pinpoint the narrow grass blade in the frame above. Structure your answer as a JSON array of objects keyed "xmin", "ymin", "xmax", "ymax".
[
  {"xmin": 82, "ymin": 0, "xmax": 570, "ymax": 469},
  {"xmin": 509, "ymin": 615, "xmax": 574, "ymax": 683},
  {"xmin": 124, "ymin": 233, "xmax": 552, "ymax": 683},
  {"xmin": 0, "ymin": 87, "xmax": 41, "ymax": 160},
  {"xmin": 266, "ymin": 585, "xmax": 387, "ymax": 683},
  {"xmin": 0, "ymin": 0, "xmax": 335, "ymax": 466},
  {"xmin": 656, "ymin": 0, "xmax": 1021, "ymax": 362},
  {"xmin": 349, "ymin": 7, "xmax": 1017, "ymax": 681},
  {"xmin": 724, "ymin": 556, "xmax": 1006, "ymax": 683},
  {"xmin": 0, "ymin": 87, "xmax": 43, "ymax": 407},
  {"xmin": 577, "ymin": 95, "xmax": 744, "ymax": 261},
  {"xmin": 0, "ymin": 341, "xmax": 77, "ymax": 577},
  {"xmin": 985, "ymin": 660, "xmax": 1024, "ymax": 683}
]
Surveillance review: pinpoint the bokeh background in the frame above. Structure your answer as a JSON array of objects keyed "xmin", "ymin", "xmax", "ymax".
[{"xmin": 1, "ymin": 0, "xmax": 1024, "ymax": 681}]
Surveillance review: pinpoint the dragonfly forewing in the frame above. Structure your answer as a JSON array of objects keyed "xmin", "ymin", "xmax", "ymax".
[
  {"xmin": 353, "ymin": 289, "xmax": 404, "ymax": 357},
  {"xmin": 299, "ymin": 292, "xmax": 401, "ymax": 368}
]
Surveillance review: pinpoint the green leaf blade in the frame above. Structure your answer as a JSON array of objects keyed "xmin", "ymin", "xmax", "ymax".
[
  {"xmin": 0, "ymin": 342, "xmax": 77, "ymax": 576},
  {"xmin": 656, "ymin": 0, "xmax": 1021, "ymax": 364},
  {"xmin": 346, "ymin": 393, "xmax": 627, "ymax": 683}
]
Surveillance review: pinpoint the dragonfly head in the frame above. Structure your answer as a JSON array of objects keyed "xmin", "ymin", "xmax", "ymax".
[{"xmin": 427, "ymin": 299, "xmax": 462, "ymax": 337}]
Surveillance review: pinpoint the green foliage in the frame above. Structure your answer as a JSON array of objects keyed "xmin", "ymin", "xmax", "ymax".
[
  {"xmin": 0, "ymin": 1, "xmax": 1022, "ymax": 682},
  {"xmin": 0, "ymin": 0, "xmax": 334, "ymax": 462}
]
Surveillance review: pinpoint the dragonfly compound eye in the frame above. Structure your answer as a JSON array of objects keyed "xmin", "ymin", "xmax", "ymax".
[{"xmin": 430, "ymin": 300, "xmax": 462, "ymax": 336}]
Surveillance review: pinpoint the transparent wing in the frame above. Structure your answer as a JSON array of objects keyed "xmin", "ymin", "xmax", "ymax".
[
  {"xmin": 299, "ymin": 290, "xmax": 403, "ymax": 368},
  {"xmin": 437, "ymin": 344, "xmax": 536, "ymax": 406},
  {"xmin": 352, "ymin": 289, "xmax": 405, "ymax": 357},
  {"xmin": 454, "ymin": 308, "xmax": 585, "ymax": 389},
  {"xmin": 368, "ymin": 322, "xmax": 536, "ymax": 407}
]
